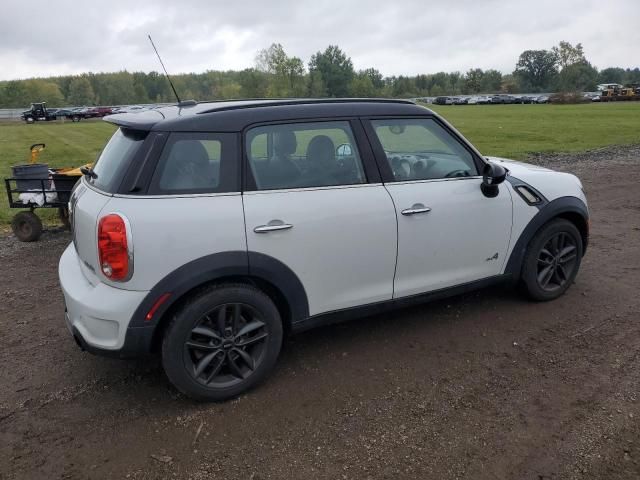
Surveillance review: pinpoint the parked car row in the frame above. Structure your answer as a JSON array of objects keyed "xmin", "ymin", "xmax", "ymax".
[
  {"xmin": 433, "ymin": 95, "xmax": 550, "ymax": 105},
  {"xmin": 21, "ymin": 103, "xmax": 164, "ymax": 123}
]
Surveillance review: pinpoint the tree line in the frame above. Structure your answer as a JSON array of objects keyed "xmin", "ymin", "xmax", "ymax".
[{"xmin": 0, "ymin": 41, "xmax": 638, "ymax": 108}]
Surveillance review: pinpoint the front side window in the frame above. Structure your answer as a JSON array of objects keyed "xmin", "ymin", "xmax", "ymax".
[
  {"xmin": 370, "ymin": 118, "xmax": 478, "ymax": 182},
  {"xmin": 246, "ymin": 121, "xmax": 366, "ymax": 190},
  {"xmin": 150, "ymin": 133, "xmax": 235, "ymax": 194}
]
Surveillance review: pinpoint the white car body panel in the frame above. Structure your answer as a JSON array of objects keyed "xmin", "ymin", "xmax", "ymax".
[
  {"xmin": 99, "ymin": 192, "xmax": 247, "ymax": 291},
  {"xmin": 59, "ymin": 244, "xmax": 148, "ymax": 350},
  {"xmin": 243, "ymin": 184, "xmax": 397, "ymax": 316},
  {"xmin": 385, "ymin": 177, "xmax": 513, "ymax": 297},
  {"xmin": 488, "ymin": 156, "xmax": 588, "ymax": 206}
]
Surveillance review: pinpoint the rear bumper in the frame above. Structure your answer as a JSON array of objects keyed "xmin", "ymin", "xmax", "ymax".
[
  {"xmin": 67, "ymin": 315, "xmax": 155, "ymax": 358},
  {"xmin": 59, "ymin": 244, "xmax": 152, "ymax": 356}
]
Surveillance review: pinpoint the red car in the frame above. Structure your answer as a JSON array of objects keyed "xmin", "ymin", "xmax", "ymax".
[{"xmin": 86, "ymin": 106, "xmax": 113, "ymax": 118}]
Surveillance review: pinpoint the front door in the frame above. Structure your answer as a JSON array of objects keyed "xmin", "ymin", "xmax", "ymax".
[{"xmin": 365, "ymin": 117, "xmax": 513, "ymax": 298}]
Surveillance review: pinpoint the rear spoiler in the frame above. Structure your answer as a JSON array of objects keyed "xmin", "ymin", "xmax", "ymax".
[{"xmin": 103, "ymin": 110, "xmax": 165, "ymax": 130}]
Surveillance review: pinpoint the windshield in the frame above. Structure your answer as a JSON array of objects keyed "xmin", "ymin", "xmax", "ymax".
[{"xmin": 90, "ymin": 128, "xmax": 147, "ymax": 192}]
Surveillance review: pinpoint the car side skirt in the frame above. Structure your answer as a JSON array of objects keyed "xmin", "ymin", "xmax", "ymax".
[{"xmin": 290, "ymin": 274, "xmax": 511, "ymax": 334}]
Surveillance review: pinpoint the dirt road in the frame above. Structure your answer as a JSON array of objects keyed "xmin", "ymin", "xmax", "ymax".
[{"xmin": 1, "ymin": 146, "xmax": 639, "ymax": 480}]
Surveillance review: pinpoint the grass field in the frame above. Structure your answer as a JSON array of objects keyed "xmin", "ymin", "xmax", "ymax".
[
  {"xmin": 0, "ymin": 121, "xmax": 115, "ymax": 225},
  {"xmin": 0, "ymin": 103, "xmax": 639, "ymax": 225},
  {"xmin": 427, "ymin": 102, "xmax": 640, "ymax": 159}
]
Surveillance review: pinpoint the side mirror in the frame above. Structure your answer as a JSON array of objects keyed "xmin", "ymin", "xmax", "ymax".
[
  {"xmin": 336, "ymin": 143, "xmax": 353, "ymax": 157},
  {"xmin": 481, "ymin": 162, "xmax": 507, "ymax": 198}
]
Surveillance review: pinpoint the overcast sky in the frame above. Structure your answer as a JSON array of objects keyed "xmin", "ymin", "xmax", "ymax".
[{"xmin": 1, "ymin": 0, "xmax": 638, "ymax": 81}]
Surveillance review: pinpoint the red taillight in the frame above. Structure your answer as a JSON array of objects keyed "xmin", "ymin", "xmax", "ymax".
[{"xmin": 98, "ymin": 213, "xmax": 130, "ymax": 281}]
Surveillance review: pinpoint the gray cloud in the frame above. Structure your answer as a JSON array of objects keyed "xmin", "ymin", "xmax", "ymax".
[{"xmin": 1, "ymin": 0, "xmax": 638, "ymax": 80}]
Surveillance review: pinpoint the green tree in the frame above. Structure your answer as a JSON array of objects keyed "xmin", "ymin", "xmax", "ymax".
[
  {"xmin": 1, "ymin": 81, "xmax": 28, "ymax": 107},
  {"xmin": 480, "ymin": 69, "xmax": 502, "ymax": 93},
  {"xmin": 552, "ymin": 41, "xmax": 586, "ymax": 70},
  {"xmin": 94, "ymin": 72, "xmax": 136, "ymax": 105},
  {"xmin": 515, "ymin": 50, "xmax": 558, "ymax": 91},
  {"xmin": 308, "ymin": 45, "xmax": 354, "ymax": 97},
  {"xmin": 430, "ymin": 84, "xmax": 445, "ymax": 96},
  {"xmin": 255, "ymin": 43, "xmax": 305, "ymax": 97},
  {"xmin": 500, "ymin": 74, "xmax": 519, "ymax": 93},
  {"xmin": 132, "ymin": 72, "xmax": 150, "ymax": 103},
  {"xmin": 464, "ymin": 68, "xmax": 484, "ymax": 93},
  {"xmin": 238, "ymin": 68, "xmax": 269, "ymax": 98},
  {"xmin": 350, "ymin": 72, "xmax": 377, "ymax": 97},
  {"xmin": 597, "ymin": 67, "xmax": 625, "ymax": 85},
  {"xmin": 556, "ymin": 61, "xmax": 598, "ymax": 91},
  {"xmin": 67, "ymin": 76, "xmax": 95, "ymax": 105},
  {"xmin": 307, "ymin": 70, "xmax": 326, "ymax": 97},
  {"xmin": 362, "ymin": 68, "xmax": 385, "ymax": 89},
  {"xmin": 217, "ymin": 82, "xmax": 242, "ymax": 99}
]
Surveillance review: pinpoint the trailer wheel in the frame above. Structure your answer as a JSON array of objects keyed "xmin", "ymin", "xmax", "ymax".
[{"xmin": 11, "ymin": 211, "xmax": 43, "ymax": 242}]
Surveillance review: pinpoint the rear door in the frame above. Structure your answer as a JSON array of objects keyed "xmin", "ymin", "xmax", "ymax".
[{"xmin": 242, "ymin": 120, "xmax": 397, "ymax": 316}]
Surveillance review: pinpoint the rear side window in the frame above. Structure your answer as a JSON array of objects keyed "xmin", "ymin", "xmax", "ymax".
[
  {"xmin": 245, "ymin": 121, "xmax": 366, "ymax": 190},
  {"xmin": 149, "ymin": 132, "xmax": 237, "ymax": 194},
  {"xmin": 91, "ymin": 128, "xmax": 147, "ymax": 192}
]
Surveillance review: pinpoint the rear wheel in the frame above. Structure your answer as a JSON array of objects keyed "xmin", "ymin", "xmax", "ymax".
[
  {"xmin": 521, "ymin": 219, "xmax": 582, "ymax": 301},
  {"xmin": 162, "ymin": 284, "xmax": 283, "ymax": 401},
  {"xmin": 11, "ymin": 211, "xmax": 43, "ymax": 242}
]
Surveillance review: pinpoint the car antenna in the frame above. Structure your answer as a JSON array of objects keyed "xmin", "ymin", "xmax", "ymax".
[{"xmin": 148, "ymin": 35, "xmax": 195, "ymax": 107}]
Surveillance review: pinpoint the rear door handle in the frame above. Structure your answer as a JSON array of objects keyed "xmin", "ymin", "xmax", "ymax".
[
  {"xmin": 254, "ymin": 220, "xmax": 293, "ymax": 233},
  {"xmin": 401, "ymin": 204, "xmax": 432, "ymax": 216}
]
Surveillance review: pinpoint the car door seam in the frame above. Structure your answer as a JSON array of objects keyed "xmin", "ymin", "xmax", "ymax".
[{"xmin": 382, "ymin": 184, "xmax": 400, "ymax": 299}]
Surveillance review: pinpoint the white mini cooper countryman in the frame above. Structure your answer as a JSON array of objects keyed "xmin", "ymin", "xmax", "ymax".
[{"xmin": 59, "ymin": 99, "xmax": 588, "ymax": 400}]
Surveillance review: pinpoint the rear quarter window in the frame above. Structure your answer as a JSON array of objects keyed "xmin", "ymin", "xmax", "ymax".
[
  {"xmin": 91, "ymin": 128, "xmax": 147, "ymax": 192},
  {"xmin": 148, "ymin": 132, "xmax": 238, "ymax": 195}
]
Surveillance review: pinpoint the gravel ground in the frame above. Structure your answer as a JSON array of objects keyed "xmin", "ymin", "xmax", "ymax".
[{"xmin": 1, "ymin": 146, "xmax": 639, "ymax": 479}]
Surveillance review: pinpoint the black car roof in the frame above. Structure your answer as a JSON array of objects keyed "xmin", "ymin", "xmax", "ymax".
[{"xmin": 104, "ymin": 98, "xmax": 432, "ymax": 132}]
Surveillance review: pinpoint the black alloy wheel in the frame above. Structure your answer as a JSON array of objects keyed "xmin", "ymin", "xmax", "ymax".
[
  {"xmin": 162, "ymin": 284, "xmax": 283, "ymax": 401},
  {"xmin": 521, "ymin": 218, "xmax": 583, "ymax": 301},
  {"xmin": 536, "ymin": 231, "xmax": 578, "ymax": 292},
  {"xmin": 184, "ymin": 303, "xmax": 269, "ymax": 388}
]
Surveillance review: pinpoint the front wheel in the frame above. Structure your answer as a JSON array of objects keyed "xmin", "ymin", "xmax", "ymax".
[
  {"xmin": 162, "ymin": 284, "xmax": 283, "ymax": 401},
  {"xmin": 521, "ymin": 219, "xmax": 583, "ymax": 301}
]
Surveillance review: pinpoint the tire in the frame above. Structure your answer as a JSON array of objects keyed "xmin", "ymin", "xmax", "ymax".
[
  {"xmin": 11, "ymin": 211, "xmax": 43, "ymax": 242},
  {"xmin": 58, "ymin": 207, "xmax": 70, "ymax": 229},
  {"xmin": 72, "ymin": 116, "xmax": 80, "ymax": 122},
  {"xmin": 521, "ymin": 218, "xmax": 583, "ymax": 301},
  {"xmin": 162, "ymin": 283, "xmax": 283, "ymax": 401}
]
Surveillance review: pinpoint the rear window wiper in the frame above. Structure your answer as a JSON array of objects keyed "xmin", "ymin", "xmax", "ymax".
[{"xmin": 80, "ymin": 166, "xmax": 98, "ymax": 179}]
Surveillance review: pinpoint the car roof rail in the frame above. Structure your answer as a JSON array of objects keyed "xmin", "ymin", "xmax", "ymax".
[{"xmin": 196, "ymin": 98, "xmax": 416, "ymax": 115}]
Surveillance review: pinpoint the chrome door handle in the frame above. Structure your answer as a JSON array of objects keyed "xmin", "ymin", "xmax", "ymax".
[
  {"xmin": 401, "ymin": 204, "xmax": 432, "ymax": 216},
  {"xmin": 254, "ymin": 221, "xmax": 293, "ymax": 233}
]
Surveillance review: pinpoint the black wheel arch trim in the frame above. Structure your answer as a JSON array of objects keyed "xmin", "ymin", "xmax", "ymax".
[
  {"xmin": 127, "ymin": 250, "xmax": 309, "ymax": 348},
  {"xmin": 504, "ymin": 195, "xmax": 589, "ymax": 280}
]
